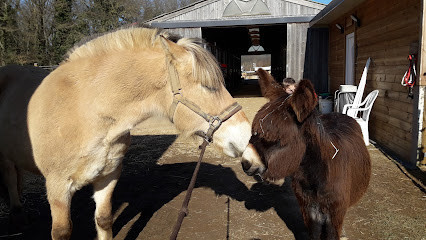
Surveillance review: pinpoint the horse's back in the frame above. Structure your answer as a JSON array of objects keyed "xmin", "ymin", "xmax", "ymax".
[{"xmin": 0, "ymin": 65, "xmax": 48, "ymax": 173}]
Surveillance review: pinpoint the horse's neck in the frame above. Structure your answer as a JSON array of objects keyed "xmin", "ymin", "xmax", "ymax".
[{"xmin": 62, "ymin": 60, "xmax": 171, "ymax": 139}]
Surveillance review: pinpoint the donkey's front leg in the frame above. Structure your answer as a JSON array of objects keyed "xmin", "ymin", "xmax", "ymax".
[
  {"xmin": 327, "ymin": 207, "xmax": 346, "ymax": 240},
  {"xmin": 93, "ymin": 163, "xmax": 122, "ymax": 240},
  {"xmin": 46, "ymin": 176, "xmax": 75, "ymax": 240}
]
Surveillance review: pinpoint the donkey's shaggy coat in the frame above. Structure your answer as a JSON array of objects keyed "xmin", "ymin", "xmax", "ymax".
[{"xmin": 241, "ymin": 69, "xmax": 371, "ymax": 240}]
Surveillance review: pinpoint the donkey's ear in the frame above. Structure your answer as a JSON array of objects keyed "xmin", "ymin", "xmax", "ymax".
[
  {"xmin": 289, "ymin": 79, "xmax": 318, "ymax": 122},
  {"xmin": 257, "ymin": 69, "xmax": 286, "ymax": 101}
]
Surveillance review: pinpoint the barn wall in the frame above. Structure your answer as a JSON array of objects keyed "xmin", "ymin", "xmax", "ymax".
[
  {"xmin": 250, "ymin": 0, "xmax": 322, "ymax": 17},
  {"xmin": 287, "ymin": 23, "xmax": 309, "ymax": 81},
  {"xmin": 421, "ymin": 0, "xmax": 426, "ymax": 165},
  {"xmin": 328, "ymin": 0, "xmax": 420, "ymax": 163},
  {"xmin": 166, "ymin": 28, "xmax": 202, "ymax": 38},
  {"xmin": 153, "ymin": 0, "xmax": 323, "ymax": 22}
]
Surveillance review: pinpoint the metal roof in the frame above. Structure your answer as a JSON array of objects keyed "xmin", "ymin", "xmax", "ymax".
[{"xmin": 150, "ymin": 16, "xmax": 316, "ymax": 28}]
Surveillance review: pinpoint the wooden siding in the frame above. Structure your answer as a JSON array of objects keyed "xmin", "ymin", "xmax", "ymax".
[
  {"xmin": 287, "ymin": 23, "xmax": 309, "ymax": 81},
  {"xmin": 166, "ymin": 28, "xmax": 202, "ymax": 38},
  {"xmin": 150, "ymin": 0, "xmax": 323, "ymax": 22},
  {"xmin": 421, "ymin": 0, "xmax": 426, "ymax": 165},
  {"xmin": 268, "ymin": 0, "xmax": 323, "ymax": 17},
  {"xmin": 328, "ymin": 0, "xmax": 420, "ymax": 163}
]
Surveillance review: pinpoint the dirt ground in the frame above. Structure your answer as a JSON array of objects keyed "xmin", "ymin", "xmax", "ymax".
[{"xmin": 0, "ymin": 82, "xmax": 425, "ymax": 240}]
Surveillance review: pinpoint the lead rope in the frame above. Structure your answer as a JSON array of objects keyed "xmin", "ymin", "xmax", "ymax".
[
  {"xmin": 169, "ymin": 139, "xmax": 208, "ymax": 240},
  {"xmin": 169, "ymin": 104, "xmax": 242, "ymax": 240},
  {"xmin": 158, "ymin": 35, "xmax": 243, "ymax": 239}
]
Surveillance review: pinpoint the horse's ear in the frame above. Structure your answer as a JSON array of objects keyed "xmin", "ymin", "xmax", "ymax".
[
  {"xmin": 257, "ymin": 69, "xmax": 286, "ymax": 101},
  {"xmin": 289, "ymin": 79, "xmax": 318, "ymax": 122}
]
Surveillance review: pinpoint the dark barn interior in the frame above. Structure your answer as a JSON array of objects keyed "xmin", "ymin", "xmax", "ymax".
[{"xmin": 202, "ymin": 25, "xmax": 287, "ymax": 93}]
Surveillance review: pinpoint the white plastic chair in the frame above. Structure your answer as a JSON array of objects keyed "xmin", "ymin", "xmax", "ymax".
[
  {"xmin": 345, "ymin": 57, "xmax": 371, "ymax": 118},
  {"xmin": 342, "ymin": 90, "xmax": 379, "ymax": 146},
  {"xmin": 334, "ymin": 85, "xmax": 357, "ymax": 113}
]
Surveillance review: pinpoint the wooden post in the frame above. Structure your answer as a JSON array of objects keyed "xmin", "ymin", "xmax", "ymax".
[{"xmin": 420, "ymin": 0, "xmax": 426, "ymax": 165}]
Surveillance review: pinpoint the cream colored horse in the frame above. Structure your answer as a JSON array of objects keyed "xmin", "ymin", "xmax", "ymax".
[{"xmin": 0, "ymin": 27, "xmax": 251, "ymax": 239}]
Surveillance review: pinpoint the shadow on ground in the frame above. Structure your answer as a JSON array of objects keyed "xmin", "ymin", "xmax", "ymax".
[{"xmin": 0, "ymin": 135, "xmax": 307, "ymax": 240}]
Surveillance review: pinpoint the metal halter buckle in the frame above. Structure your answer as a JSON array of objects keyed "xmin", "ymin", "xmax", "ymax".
[{"xmin": 209, "ymin": 116, "xmax": 222, "ymax": 130}]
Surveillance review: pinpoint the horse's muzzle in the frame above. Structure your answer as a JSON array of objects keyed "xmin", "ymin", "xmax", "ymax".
[{"xmin": 241, "ymin": 144, "xmax": 265, "ymax": 176}]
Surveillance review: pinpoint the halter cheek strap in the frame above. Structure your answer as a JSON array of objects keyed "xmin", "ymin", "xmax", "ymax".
[
  {"xmin": 159, "ymin": 35, "xmax": 242, "ymax": 143},
  {"xmin": 159, "ymin": 35, "xmax": 243, "ymax": 240}
]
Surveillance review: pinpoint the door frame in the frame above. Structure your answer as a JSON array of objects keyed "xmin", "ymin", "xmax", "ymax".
[{"xmin": 345, "ymin": 32, "xmax": 355, "ymax": 85}]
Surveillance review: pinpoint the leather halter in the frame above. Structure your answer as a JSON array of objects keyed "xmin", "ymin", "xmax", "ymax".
[{"xmin": 159, "ymin": 36, "xmax": 242, "ymax": 143}]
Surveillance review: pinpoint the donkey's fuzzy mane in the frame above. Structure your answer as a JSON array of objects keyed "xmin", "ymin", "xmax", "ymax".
[{"xmin": 64, "ymin": 27, "xmax": 224, "ymax": 90}]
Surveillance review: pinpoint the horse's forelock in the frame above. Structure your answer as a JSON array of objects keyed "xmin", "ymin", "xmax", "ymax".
[{"xmin": 176, "ymin": 38, "xmax": 224, "ymax": 91}]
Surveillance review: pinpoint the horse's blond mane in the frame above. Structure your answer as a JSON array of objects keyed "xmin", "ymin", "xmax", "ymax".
[
  {"xmin": 176, "ymin": 38, "xmax": 224, "ymax": 90},
  {"xmin": 65, "ymin": 27, "xmax": 162, "ymax": 61},
  {"xmin": 65, "ymin": 27, "xmax": 224, "ymax": 90}
]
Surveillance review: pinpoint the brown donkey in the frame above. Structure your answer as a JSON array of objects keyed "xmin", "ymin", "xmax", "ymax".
[
  {"xmin": 0, "ymin": 27, "xmax": 251, "ymax": 239},
  {"xmin": 241, "ymin": 69, "xmax": 371, "ymax": 240}
]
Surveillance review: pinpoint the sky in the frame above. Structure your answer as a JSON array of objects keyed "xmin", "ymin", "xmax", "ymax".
[{"xmin": 313, "ymin": 0, "xmax": 332, "ymax": 4}]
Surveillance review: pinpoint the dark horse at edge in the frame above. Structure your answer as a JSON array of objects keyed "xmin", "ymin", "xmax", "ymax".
[{"xmin": 240, "ymin": 69, "xmax": 371, "ymax": 240}]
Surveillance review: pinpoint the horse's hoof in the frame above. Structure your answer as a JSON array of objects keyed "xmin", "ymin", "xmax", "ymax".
[
  {"xmin": 96, "ymin": 215, "xmax": 113, "ymax": 230},
  {"xmin": 8, "ymin": 207, "xmax": 29, "ymax": 234},
  {"xmin": 52, "ymin": 226, "xmax": 72, "ymax": 240}
]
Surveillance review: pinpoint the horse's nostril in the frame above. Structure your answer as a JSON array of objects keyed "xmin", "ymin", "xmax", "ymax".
[{"xmin": 241, "ymin": 160, "xmax": 251, "ymax": 172}]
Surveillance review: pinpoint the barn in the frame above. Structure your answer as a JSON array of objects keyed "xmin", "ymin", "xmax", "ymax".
[
  {"xmin": 145, "ymin": 0, "xmax": 426, "ymax": 167},
  {"xmin": 144, "ymin": 0, "xmax": 327, "ymax": 93},
  {"xmin": 310, "ymin": 0, "xmax": 425, "ymax": 166}
]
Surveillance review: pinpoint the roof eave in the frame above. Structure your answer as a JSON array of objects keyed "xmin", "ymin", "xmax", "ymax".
[
  {"xmin": 309, "ymin": 0, "xmax": 367, "ymax": 27},
  {"xmin": 149, "ymin": 15, "xmax": 316, "ymax": 29}
]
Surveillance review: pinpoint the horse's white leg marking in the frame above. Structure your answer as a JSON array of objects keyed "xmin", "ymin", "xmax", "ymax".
[
  {"xmin": 93, "ymin": 163, "xmax": 122, "ymax": 240},
  {"xmin": 46, "ymin": 176, "xmax": 74, "ymax": 240}
]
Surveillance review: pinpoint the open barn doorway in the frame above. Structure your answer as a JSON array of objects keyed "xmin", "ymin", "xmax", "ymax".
[{"xmin": 202, "ymin": 25, "xmax": 287, "ymax": 95}]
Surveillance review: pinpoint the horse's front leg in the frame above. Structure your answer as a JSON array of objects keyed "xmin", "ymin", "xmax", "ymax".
[
  {"xmin": 93, "ymin": 163, "xmax": 122, "ymax": 240},
  {"xmin": 46, "ymin": 176, "xmax": 75, "ymax": 240},
  {"xmin": 0, "ymin": 156, "xmax": 27, "ymax": 231}
]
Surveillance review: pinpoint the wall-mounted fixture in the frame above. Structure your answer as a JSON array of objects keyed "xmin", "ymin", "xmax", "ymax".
[
  {"xmin": 335, "ymin": 24, "xmax": 344, "ymax": 33},
  {"xmin": 350, "ymin": 14, "xmax": 361, "ymax": 27},
  {"xmin": 248, "ymin": 28, "xmax": 265, "ymax": 52}
]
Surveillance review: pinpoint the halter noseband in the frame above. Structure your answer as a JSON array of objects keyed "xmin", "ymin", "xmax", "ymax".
[{"xmin": 159, "ymin": 36, "xmax": 242, "ymax": 143}]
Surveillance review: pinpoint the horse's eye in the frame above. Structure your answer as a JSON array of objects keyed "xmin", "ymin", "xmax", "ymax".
[{"xmin": 202, "ymin": 85, "xmax": 217, "ymax": 92}]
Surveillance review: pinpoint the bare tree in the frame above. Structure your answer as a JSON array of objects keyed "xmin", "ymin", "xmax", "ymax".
[
  {"xmin": 0, "ymin": 0, "xmax": 201, "ymax": 66},
  {"xmin": 0, "ymin": 0, "xmax": 20, "ymax": 65}
]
